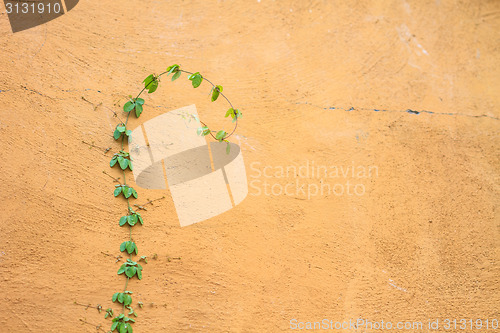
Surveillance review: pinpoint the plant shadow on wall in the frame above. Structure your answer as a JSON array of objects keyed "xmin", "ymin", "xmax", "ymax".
[{"xmin": 76, "ymin": 65, "xmax": 242, "ymax": 333}]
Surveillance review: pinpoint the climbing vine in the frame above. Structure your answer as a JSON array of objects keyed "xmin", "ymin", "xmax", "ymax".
[{"xmin": 105, "ymin": 64, "xmax": 242, "ymax": 332}]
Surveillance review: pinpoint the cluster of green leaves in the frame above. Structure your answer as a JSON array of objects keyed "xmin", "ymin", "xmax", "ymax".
[
  {"xmin": 119, "ymin": 210, "xmax": 143, "ymax": 227},
  {"xmin": 111, "ymin": 314, "xmax": 135, "ymax": 333},
  {"xmin": 215, "ymin": 130, "xmax": 228, "ymax": 142},
  {"xmin": 105, "ymin": 308, "xmax": 114, "ymax": 319},
  {"xmin": 114, "ymin": 124, "xmax": 132, "ymax": 140},
  {"xmin": 120, "ymin": 241, "xmax": 139, "ymax": 255},
  {"xmin": 110, "ymin": 151, "xmax": 133, "ymax": 171},
  {"xmin": 117, "ymin": 259, "xmax": 143, "ymax": 280},
  {"xmin": 166, "ymin": 64, "xmax": 181, "ymax": 81},
  {"xmin": 225, "ymin": 108, "xmax": 242, "ymax": 122},
  {"xmin": 112, "ymin": 291, "xmax": 133, "ymax": 306},
  {"xmin": 114, "ymin": 184, "xmax": 138, "ymax": 199},
  {"xmin": 123, "ymin": 97, "xmax": 145, "ymax": 118},
  {"xmin": 196, "ymin": 126, "xmax": 210, "ymax": 136}
]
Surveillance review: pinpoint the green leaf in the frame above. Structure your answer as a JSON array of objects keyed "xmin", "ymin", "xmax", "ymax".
[
  {"xmin": 123, "ymin": 186, "xmax": 131, "ymax": 198},
  {"xmin": 225, "ymin": 108, "xmax": 234, "ymax": 118},
  {"xmin": 215, "ymin": 130, "xmax": 227, "ymax": 142},
  {"xmin": 111, "ymin": 322, "xmax": 118, "ymax": 331},
  {"xmin": 167, "ymin": 64, "xmax": 179, "ymax": 75},
  {"xmin": 147, "ymin": 81, "xmax": 158, "ymax": 93},
  {"xmin": 226, "ymin": 142, "xmax": 231, "ymax": 154},
  {"xmin": 117, "ymin": 264, "xmax": 126, "ymax": 275},
  {"xmin": 118, "ymin": 156, "xmax": 129, "ymax": 170},
  {"xmin": 118, "ymin": 314, "xmax": 125, "ymax": 320},
  {"xmin": 138, "ymin": 215, "xmax": 144, "ymax": 225},
  {"xmin": 233, "ymin": 109, "xmax": 242, "ymax": 122},
  {"xmin": 120, "ymin": 323, "xmax": 127, "ymax": 333},
  {"xmin": 118, "ymin": 293, "xmax": 124, "ymax": 303},
  {"xmin": 120, "ymin": 241, "xmax": 127, "ymax": 251},
  {"xmin": 123, "ymin": 101, "xmax": 135, "ymax": 113},
  {"xmin": 131, "ymin": 188, "xmax": 138, "ymax": 199},
  {"xmin": 128, "ymin": 323, "xmax": 133, "ymax": 333},
  {"xmin": 135, "ymin": 98, "xmax": 144, "ymax": 105},
  {"xmin": 197, "ymin": 126, "xmax": 210, "ymax": 136},
  {"xmin": 188, "ymin": 72, "xmax": 203, "ymax": 88},
  {"xmin": 128, "ymin": 214, "xmax": 138, "ymax": 226},
  {"xmin": 124, "ymin": 294, "xmax": 132, "ymax": 306},
  {"xmin": 224, "ymin": 108, "xmax": 242, "ymax": 122},
  {"xmin": 136, "ymin": 268, "xmax": 142, "ymax": 280},
  {"xmin": 126, "ymin": 241, "xmax": 134, "ymax": 254},
  {"xmin": 117, "ymin": 124, "xmax": 126, "ymax": 133},
  {"xmin": 212, "ymin": 85, "xmax": 223, "ymax": 102},
  {"xmin": 112, "ymin": 292, "xmax": 119, "ymax": 302},
  {"xmin": 114, "ymin": 187, "xmax": 122, "ymax": 197},
  {"xmin": 110, "ymin": 156, "xmax": 118, "ymax": 167},
  {"xmin": 113, "ymin": 129, "xmax": 122, "ymax": 140},
  {"xmin": 125, "ymin": 130, "xmax": 132, "ymax": 137},
  {"xmin": 211, "ymin": 89, "xmax": 220, "ymax": 102},
  {"xmin": 120, "ymin": 216, "xmax": 127, "ymax": 226},
  {"xmin": 135, "ymin": 103, "xmax": 143, "ymax": 117},
  {"xmin": 127, "ymin": 159, "xmax": 133, "ymax": 171},
  {"xmin": 171, "ymin": 71, "xmax": 181, "ymax": 81},
  {"xmin": 118, "ymin": 156, "xmax": 128, "ymax": 170},
  {"xmin": 143, "ymin": 74, "xmax": 154, "ymax": 88},
  {"xmin": 125, "ymin": 266, "xmax": 137, "ymax": 278},
  {"xmin": 143, "ymin": 74, "xmax": 158, "ymax": 93}
]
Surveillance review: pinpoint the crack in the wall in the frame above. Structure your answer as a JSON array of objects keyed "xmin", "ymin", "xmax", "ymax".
[
  {"xmin": 1, "ymin": 87, "xmax": 499, "ymax": 121},
  {"xmin": 295, "ymin": 101, "xmax": 500, "ymax": 121}
]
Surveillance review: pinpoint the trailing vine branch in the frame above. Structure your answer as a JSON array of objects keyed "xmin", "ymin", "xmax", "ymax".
[{"xmin": 103, "ymin": 64, "xmax": 241, "ymax": 332}]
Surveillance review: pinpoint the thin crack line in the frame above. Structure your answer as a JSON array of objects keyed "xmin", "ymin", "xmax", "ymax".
[{"xmin": 295, "ymin": 101, "xmax": 499, "ymax": 121}]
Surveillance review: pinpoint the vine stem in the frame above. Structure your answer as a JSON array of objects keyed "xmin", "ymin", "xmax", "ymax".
[
  {"xmin": 131, "ymin": 69, "xmax": 240, "ymax": 141},
  {"xmin": 109, "ymin": 67, "xmax": 240, "ymax": 328}
]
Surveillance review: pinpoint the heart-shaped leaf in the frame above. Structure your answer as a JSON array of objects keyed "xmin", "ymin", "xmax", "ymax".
[
  {"xmin": 120, "ymin": 216, "xmax": 128, "ymax": 227},
  {"xmin": 188, "ymin": 72, "xmax": 203, "ymax": 88},
  {"xmin": 125, "ymin": 266, "xmax": 137, "ymax": 278},
  {"xmin": 114, "ymin": 187, "xmax": 122, "ymax": 197},
  {"xmin": 118, "ymin": 156, "xmax": 128, "ymax": 170},
  {"xmin": 172, "ymin": 71, "xmax": 181, "ymax": 81},
  {"xmin": 123, "ymin": 101, "xmax": 135, "ymax": 113},
  {"xmin": 135, "ymin": 104, "xmax": 143, "ymax": 117}
]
